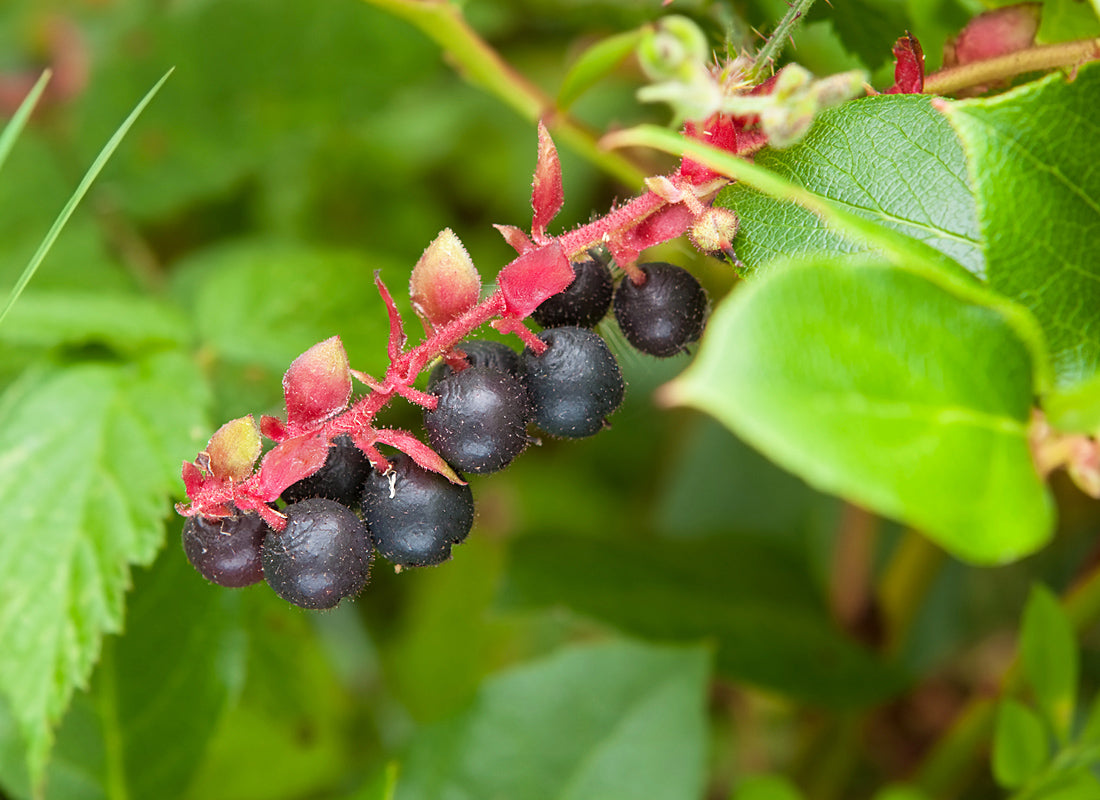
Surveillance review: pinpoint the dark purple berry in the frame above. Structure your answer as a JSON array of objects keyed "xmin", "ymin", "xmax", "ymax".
[
  {"xmin": 281, "ymin": 435, "xmax": 371, "ymax": 508},
  {"xmin": 427, "ymin": 340, "xmax": 525, "ymax": 390},
  {"xmin": 182, "ymin": 512, "xmax": 270, "ymax": 588},
  {"xmin": 522, "ymin": 326, "xmax": 624, "ymax": 438},
  {"xmin": 261, "ymin": 498, "xmax": 372, "ymax": 609},
  {"xmin": 531, "ymin": 256, "xmax": 614, "ymax": 329},
  {"xmin": 424, "ymin": 365, "xmax": 530, "ymax": 473},
  {"xmin": 361, "ymin": 453, "xmax": 475, "ymax": 567},
  {"xmin": 613, "ymin": 262, "xmax": 708, "ymax": 357}
]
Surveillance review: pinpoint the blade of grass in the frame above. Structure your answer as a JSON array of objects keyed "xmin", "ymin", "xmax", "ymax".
[
  {"xmin": 0, "ymin": 70, "xmax": 51, "ymax": 176},
  {"xmin": 0, "ymin": 68, "xmax": 174, "ymax": 327}
]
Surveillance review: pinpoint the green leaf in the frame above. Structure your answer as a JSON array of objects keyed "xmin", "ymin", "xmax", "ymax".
[
  {"xmin": 557, "ymin": 28, "xmax": 645, "ymax": 111},
  {"xmin": 0, "ymin": 292, "xmax": 191, "ymax": 353},
  {"xmin": 1038, "ymin": 0, "xmax": 1100, "ymax": 43},
  {"xmin": 0, "ymin": 540, "xmax": 247, "ymax": 800},
  {"xmin": 1021, "ymin": 584, "xmax": 1078, "ymax": 741},
  {"xmin": 716, "ymin": 95, "xmax": 984, "ymax": 279},
  {"xmin": 807, "ymin": 0, "xmax": 907, "ymax": 68},
  {"xmin": 0, "ymin": 350, "xmax": 209, "ymax": 781},
  {"xmin": 1043, "ymin": 371, "xmax": 1100, "ymax": 433},
  {"xmin": 395, "ymin": 640, "xmax": 709, "ymax": 800},
  {"xmin": 665, "ymin": 257, "xmax": 1054, "ymax": 565},
  {"xmin": 941, "ymin": 64, "xmax": 1100, "ymax": 389},
  {"xmin": 179, "ymin": 241, "xmax": 399, "ymax": 374},
  {"xmin": 993, "ymin": 699, "xmax": 1049, "ymax": 789},
  {"xmin": 733, "ymin": 774, "xmax": 806, "ymax": 800},
  {"xmin": 501, "ymin": 534, "xmax": 905, "ymax": 707}
]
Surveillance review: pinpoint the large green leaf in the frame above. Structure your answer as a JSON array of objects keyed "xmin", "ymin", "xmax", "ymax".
[
  {"xmin": 666, "ymin": 257, "xmax": 1054, "ymax": 564},
  {"xmin": 717, "ymin": 95, "xmax": 984, "ymax": 278},
  {"xmin": 501, "ymin": 534, "xmax": 905, "ymax": 707},
  {"xmin": 396, "ymin": 640, "xmax": 708, "ymax": 800},
  {"xmin": 0, "ymin": 540, "xmax": 247, "ymax": 800},
  {"xmin": 941, "ymin": 63, "xmax": 1100, "ymax": 389},
  {"xmin": 177, "ymin": 241, "xmax": 400, "ymax": 375},
  {"xmin": 0, "ymin": 350, "xmax": 209, "ymax": 780}
]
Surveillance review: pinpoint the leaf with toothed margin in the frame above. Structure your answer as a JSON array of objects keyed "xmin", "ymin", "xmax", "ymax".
[
  {"xmin": 257, "ymin": 433, "xmax": 331, "ymax": 500},
  {"xmin": 0, "ymin": 350, "xmax": 208, "ymax": 783},
  {"xmin": 496, "ymin": 241, "xmax": 573, "ymax": 319},
  {"xmin": 282, "ymin": 337, "xmax": 351, "ymax": 432},
  {"xmin": 531, "ymin": 122, "xmax": 563, "ymax": 241}
]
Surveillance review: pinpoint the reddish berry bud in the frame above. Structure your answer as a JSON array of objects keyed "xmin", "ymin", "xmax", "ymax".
[
  {"xmin": 410, "ymin": 228, "xmax": 482, "ymax": 329},
  {"xmin": 283, "ymin": 337, "xmax": 352, "ymax": 431},
  {"xmin": 689, "ymin": 207, "xmax": 740, "ymax": 259},
  {"xmin": 205, "ymin": 415, "xmax": 262, "ymax": 482}
]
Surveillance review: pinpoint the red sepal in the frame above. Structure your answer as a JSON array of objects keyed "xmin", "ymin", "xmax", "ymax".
[
  {"xmin": 496, "ymin": 240, "xmax": 573, "ymax": 319},
  {"xmin": 181, "ymin": 460, "xmax": 204, "ymax": 497},
  {"xmin": 257, "ymin": 433, "xmax": 331, "ymax": 501},
  {"xmin": 886, "ymin": 33, "xmax": 925, "ymax": 94},
  {"xmin": 494, "ymin": 224, "xmax": 534, "ymax": 254},
  {"xmin": 283, "ymin": 336, "xmax": 352, "ymax": 432},
  {"xmin": 944, "ymin": 4, "xmax": 1040, "ymax": 68},
  {"xmin": 531, "ymin": 122, "xmax": 564, "ymax": 243},
  {"xmin": 372, "ymin": 428, "xmax": 465, "ymax": 485},
  {"xmin": 260, "ymin": 414, "xmax": 287, "ymax": 441}
]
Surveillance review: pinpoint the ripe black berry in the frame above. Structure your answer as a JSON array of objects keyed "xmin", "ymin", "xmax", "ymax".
[
  {"xmin": 424, "ymin": 365, "xmax": 530, "ymax": 473},
  {"xmin": 182, "ymin": 512, "xmax": 270, "ymax": 588},
  {"xmin": 613, "ymin": 262, "xmax": 708, "ymax": 357},
  {"xmin": 361, "ymin": 453, "xmax": 475, "ymax": 567},
  {"xmin": 261, "ymin": 498, "xmax": 372, "ymax": 609},
  {"xmin": 427, "ymin": 340, "xmax": 525, "ymax": 389},
  {"xmin": 281, "ymin": 434, "xmax": 371, "ymax": 508},
  {"xmin": 523, "ymin": 326, "xmax": 624, "ymax": 438},
  {"xmin": 531, "ymin": 256, "xmax": 614, "ymax": 329}
]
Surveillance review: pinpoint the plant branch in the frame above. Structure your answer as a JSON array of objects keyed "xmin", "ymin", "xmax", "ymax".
[
  {"xmin": 360, "ymin": 0, "xmax": 648, "ymax": 188},
  {"xmin": 923, "ymin": 38, "xmax": 1100, "ymax": 96},
  {"xmin": 748, "ymin": 0, "xmax": 817, "ymax": 82}
]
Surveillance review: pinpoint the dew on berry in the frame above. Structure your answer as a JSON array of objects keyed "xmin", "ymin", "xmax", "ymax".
[
  {"xmin": 613, "ymin": 262, "xmax": 708, "ymax": 357},
  {"xmin": 261, "ymin": 498, "xmax": 372, "ymax": 609},
  {"xmin": 523, "ymin": 326, "xmax": 624, "ymax": 438},
  {"xmin": 182, "ymin": 512, "xmax": 270, "ymax": 588},
  {"xmin": 361, "ymin": 452, "xmax": 475, "ymax": 567},
  {"xmin": 424, "ymin": 365, "xmax": 530, "ymax": 473}
]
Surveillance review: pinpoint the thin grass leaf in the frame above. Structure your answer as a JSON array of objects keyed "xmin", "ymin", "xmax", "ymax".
[
  {"xmin": 0, "ymin": 68, "xmax": 174, "ymax": 327},
  {"xmin": 0, "ymin": 69, "xmax": 51, "ymax": 176}
]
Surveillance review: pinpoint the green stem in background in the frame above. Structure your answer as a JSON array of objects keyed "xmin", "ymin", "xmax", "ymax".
[
  {"xmin": 915, "ymin": 559, "xmax": 1100, "ymax": 798},
  {"xmin": 360, "ymin": 0, "xmax": 648, "ymax": 189},
  {"xmin": 879, "ymin": 531, "xmax": 945, "ymax": 657},
  {"xmin": 0, "ymin": 70, "xmax": 50, "ymax": 176},
  {"xmin": 747, "ymin": 0, "xmax": 817, "ymax": 82},
  {"xmin": 923, "ymin": 38, "xmax": 1100, "ymax": 96}
]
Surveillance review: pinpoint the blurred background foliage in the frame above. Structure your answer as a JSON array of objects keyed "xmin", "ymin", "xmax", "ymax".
[{"xmin": 0, "ymin": 1, "xmax": 1097, "ymax": 799}]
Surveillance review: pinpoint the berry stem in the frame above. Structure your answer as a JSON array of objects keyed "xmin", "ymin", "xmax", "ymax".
[{"xmin": 922, "ymin": 38, "xmax": 1100, "ymax": 96}]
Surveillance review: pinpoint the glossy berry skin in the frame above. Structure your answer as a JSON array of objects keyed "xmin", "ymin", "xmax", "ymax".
[
  {"xmin": 424, "ymin": 365, "xmax": 530, "ymax": 473},
  {"xmin": 613, "ymin": 262, "xmax": 708, "ymax": 357},
  {"xmin": 523, "ymin": 326, "xmax": 624, "ymax": 438},
  {"xmin": 261, "ymin": 498, "xmax": 372, "ymax": 610},
  {"xmin": 531, "ymin": 256, "xmax": 614, "ymax": 329},
  {"xmin": 361, "ymin": 453, "xmax": 475, "ymax": 567},
  {"xmin": 427, "ymin": 340, "xmax": 525, "ymax": 390},
  {"xmin": 281, "ymin": 434, "xmax": 371, "ymax": 508},
  {"xmin": 182, "ymin": 512, "xmax": 269, "ymax": 588}
]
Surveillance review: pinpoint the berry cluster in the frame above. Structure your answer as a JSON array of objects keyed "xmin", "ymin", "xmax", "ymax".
[{"xmin": 178, "ymin": 122, "xmax": 725, "ymax": 609}]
